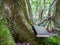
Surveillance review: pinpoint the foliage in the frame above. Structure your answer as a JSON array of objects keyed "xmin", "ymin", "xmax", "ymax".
[
  {"xmin": 30, "ymin": 0, "xmax": 60, "ymax": 45},
  {"xmin": 0, "ymin": 0, "xmax": 60, "ymax": 45},
  {"xmin": 0, "ymin": 18, "xmax": 16, "ymax": 45},
  {"xmin": 37, "ymin": 36, "xmax": 60, "ymax": 45},
  {"xmin": 30, "ymin": 0, "xmax": 55, "ymax": 25}
]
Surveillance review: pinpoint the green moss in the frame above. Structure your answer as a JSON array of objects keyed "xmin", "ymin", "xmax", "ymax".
[{"xmin": 0, "ymin": 17, "xmax": 16, "ymax": 45}]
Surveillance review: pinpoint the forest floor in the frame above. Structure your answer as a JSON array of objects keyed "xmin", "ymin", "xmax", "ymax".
[{"xmin": 16, "ymin": 42, "xmax": 30, "ymax": 45}]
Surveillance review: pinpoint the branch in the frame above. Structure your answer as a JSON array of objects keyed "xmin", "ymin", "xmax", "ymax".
[
  {"xmin": 48, "ymin": 0, "xmax": 56, "ymax": 16},
  {"xmin": 38, "ymin": 15, "xmax": 55, "ymax": 25}
]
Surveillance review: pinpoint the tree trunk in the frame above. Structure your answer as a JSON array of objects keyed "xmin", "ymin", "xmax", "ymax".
[
  {"xmin": 3, "ymin": 0, "xmax": 38, "ymax": 45},
  {"xmin": 26, "ymin": 0, "xmax": 33, "ymax": 25},
  {"xmin": 0, "ymin": 0, "xmax": 16, "ymax": 45},
  {"xmin": 55, "ymin": 0, "xmax": 60, "ymax": 27}
]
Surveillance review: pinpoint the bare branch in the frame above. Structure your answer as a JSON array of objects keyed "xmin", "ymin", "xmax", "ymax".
[{"xmin": 38, "ymin": 15, "xmax": 55, "ymax": 25}]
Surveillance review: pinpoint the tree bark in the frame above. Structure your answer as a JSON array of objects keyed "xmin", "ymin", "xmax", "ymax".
[
  {"xmin": 26, "ymin": 0, "xmax": 33, "ymax": 25},
  {"xmin": 3, "ymin": 0, "xmax": 38, "ymax": 45},
  {"xmin": 55, "ymin": 0, "xmax": 60, "ymax": 27}
]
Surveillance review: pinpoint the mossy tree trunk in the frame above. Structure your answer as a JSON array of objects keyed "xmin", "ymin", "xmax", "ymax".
[
  {"xmin": 2, "ymin": 0, "xmax": 39, "ymax": 45},
  {"xmin": 26, "ymin": 0, "xmax": 33, "ymax": 24},
  {"xmin": 0, "ymin": 0, "xmax": 16, "ymax": 45}
]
